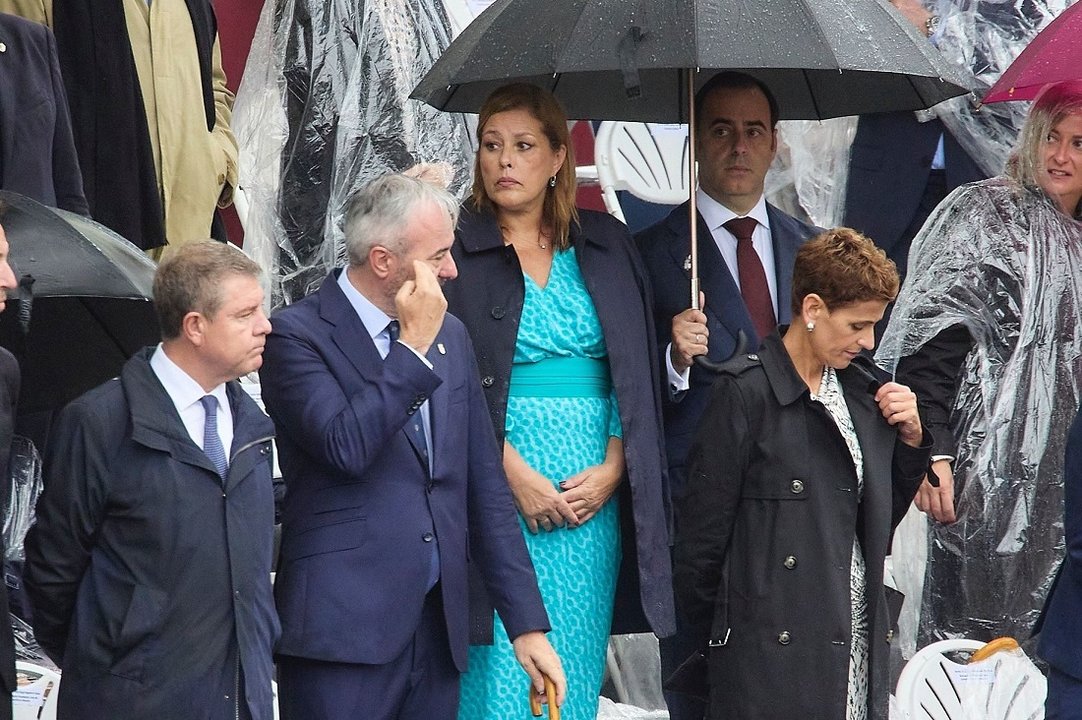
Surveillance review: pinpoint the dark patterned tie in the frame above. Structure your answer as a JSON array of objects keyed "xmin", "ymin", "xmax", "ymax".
[
  {"xmin": 387, "ymin": 321, "xmax": 430, "ymax": 471},
  {"xmin": 200, "ymin": 395, "xmax": 228, "ymax": 479},
  {"xmin": 724, "ymin": 217, "xmax": 777, "ymax": 341}
]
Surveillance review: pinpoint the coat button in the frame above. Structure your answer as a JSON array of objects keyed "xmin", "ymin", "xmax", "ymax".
[
  {"xmin": 790, "ymin": 479, "xmax": 804, "ymax": 494},
  {"xmin": 886, "ymin": 629, "xmax": 895, "ymax": 643},
  {"xmin": 747, "ymin": 354, "xmax": 758, "ymax": 361},
  {"xmin": 778, "ymin": 631, "xmax": 791, "ymax": 645},
  {"xmin": 481, "ymin": 375, "xmax": 495, "ymax": 388},
  {"xmin": 422, "ymin": 532, "xmax": 434, "ymax": 542},
  {"xmin": 783, "ymin": 555, "xmax": 797, "ymax": 569},
  {"xmin": 491, "ymin": 306, "xmax": 506, "ymax": 319}
]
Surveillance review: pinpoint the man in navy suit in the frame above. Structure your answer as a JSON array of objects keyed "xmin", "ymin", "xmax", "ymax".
[
  {"xmin": 636, "ymin": 71, "xmax": 817, "ymax": 720},
  {"xmin": 260, "ymin": 173, "xmax": 564, "ymax": 720}
]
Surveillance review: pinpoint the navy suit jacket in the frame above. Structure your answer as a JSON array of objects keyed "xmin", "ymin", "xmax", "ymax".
[
  {"xmin": 260, "ymin": 271, "xmax": 549, "ymax": 672},
  {"xmin": 0, "ymin": 12, "xmax": 87, "ymax": 214},
  {"xmin": 1037, "ymin": 408, "xmax": 1082, "ymax": 678},
  {"xmin": 635, "ymin": 200, "xmax": 817, "ymax": 500},
  {"xmin": 844, "ymin": 113, "xmax": 984, "ymax": 270}
]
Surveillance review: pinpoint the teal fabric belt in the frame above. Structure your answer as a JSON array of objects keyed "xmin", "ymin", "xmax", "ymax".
[{"xmin": 508, "ymin": 357, "xmax": 611, "ymax": 398}]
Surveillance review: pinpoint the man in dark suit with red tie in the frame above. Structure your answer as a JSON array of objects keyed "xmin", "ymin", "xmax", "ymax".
[
  {"xmin": 259, "ymin": 173, "xmax": 564, "ymax": 720},
  {"xmin": 636, "ymin": 71, "xmax": 818, "ymax": 720}
]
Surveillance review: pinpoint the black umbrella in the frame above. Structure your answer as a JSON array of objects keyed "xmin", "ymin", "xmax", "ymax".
[
  {"xmin": 0, "ymin": 191, "xmax": 160, "ymax": 415},
  {"xmin": 413, "ymin": 0, "xmax": 969, "ymax": 121},
  {"xmin": 413, "ymin": 0, "xmax": 970, "ymax": 334}
]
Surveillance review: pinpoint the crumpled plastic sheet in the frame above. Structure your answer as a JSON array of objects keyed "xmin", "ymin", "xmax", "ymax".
[
  {"xmin": 234, "ymin": 0, "xmax": 473, "ymax": 307},
  {"xmin": 876, "ymin": 177, "xmax": 1082, "ymax": 646},
  {"xmin": 4, "ymin": 436, "xmax": 41, "ymax": 564},
  {"xmin": 597, "ymin": 696, "xmax": 669, "ymax": 720},
  {"xmin": 607, "ymin": 633, "xmax": 666, "ymax": 712},
  {"xmin": 771, "ymin": 0, "xmax": 1067, "ymax": 228}
]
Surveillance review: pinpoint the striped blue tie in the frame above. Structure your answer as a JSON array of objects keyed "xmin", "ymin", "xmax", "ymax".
[{"xmin": 200, "ymin": 395, "xmax": 228, "ymax": 479}]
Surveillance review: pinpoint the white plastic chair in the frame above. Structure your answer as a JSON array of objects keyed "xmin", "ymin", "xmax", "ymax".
[
  {"xmin": 576, "ymin": 122, "xmax": 690, "ymax": 223},
  {"xmin": 12, "ymin": 661, "xmax": 60, "ymax": 720},
  {"xmin": 894, "ymin": 638, "xmax": 1046, "ymax": 719}
]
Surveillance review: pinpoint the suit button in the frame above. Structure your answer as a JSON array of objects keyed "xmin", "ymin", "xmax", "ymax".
[
  {"xmin": 491, "ymin": 306, "xmax": 506, "ymax": 319},
  {"xmin": 778, "ymin": 631, "xmax": 791, "ymax": 645},
  {"xmin": 783, "ymin": 555, "xmax": 797, "ymax": 569},
  {"xmin": 790, "ymin": 479, "xmax": 804, "ymax": 494},
  {"xmin": 422, "ymin": 532, "xmax": 434, "ymax": 542},
  {"xmin": 481, "ymin": 375, "xmax": 495, "ymax": 388}
]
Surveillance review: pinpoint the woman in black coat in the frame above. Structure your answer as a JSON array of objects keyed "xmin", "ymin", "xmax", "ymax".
[
  {"xmin": 444, "ymin": 83, "xmax": 674, "ymax": 720},
  {"xmin": 673, "ymin": 228, "xmax": 932, "ymax": 720}
]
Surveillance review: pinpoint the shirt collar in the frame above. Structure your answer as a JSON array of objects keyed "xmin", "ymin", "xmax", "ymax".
[
  {"xmin": 149, "ymin": 344, "xmax": 228, "ymax": 413},
  {"xmin": 337, "ymin": 267, "xmax": 393, "ymax": 341},
  {"xmin": 696, "ymin": 188, "xmax": 771, "ymax": 234}
]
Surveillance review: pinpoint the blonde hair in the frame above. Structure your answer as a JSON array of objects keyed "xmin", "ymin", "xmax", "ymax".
[
  {"xmin": 1006, "ymin": 81, "xmax": 1082, "ymax": 218},
  {"xmin": 470, "ymin": 83, "xmax": 578, "ymax": 250}
]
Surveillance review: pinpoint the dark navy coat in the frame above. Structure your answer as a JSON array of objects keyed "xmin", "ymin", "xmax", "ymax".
[
  {"xmin": 24, "ymin": 349, "xmax": 279, "ymax": 720},
  {"xmin": 445, "ymin": 204, "xmax": 676, "ymax": 641},
  {"xmin": 0, "ymin": 12, "xmax": 87, "ymax": 214}
]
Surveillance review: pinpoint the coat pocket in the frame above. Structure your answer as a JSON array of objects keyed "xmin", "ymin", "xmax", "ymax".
[{"xmin": 110, "ymin": 584, "xmax": 168, "ymax": 682}]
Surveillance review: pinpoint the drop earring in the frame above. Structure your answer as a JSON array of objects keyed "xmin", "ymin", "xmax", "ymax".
[
  {"xmin": 806, "ymin": 321, "xmax": 815, "ymax": 332},
  {"xmin": 548, "ymin": 175, "xmax": 556, "ymax": 188}
]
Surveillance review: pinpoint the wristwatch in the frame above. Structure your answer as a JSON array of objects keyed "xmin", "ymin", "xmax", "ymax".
[{"xmin": 925, "ymin": 13, "xmax": 940, "ymax": 37}]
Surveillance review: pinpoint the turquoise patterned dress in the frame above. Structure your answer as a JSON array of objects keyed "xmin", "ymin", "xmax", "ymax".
[{"xmin": 457, "ymin": 249, "xmax": 623, "ymax": 720}]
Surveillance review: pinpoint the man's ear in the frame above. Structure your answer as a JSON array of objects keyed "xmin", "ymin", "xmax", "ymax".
[
  {"xmin": 368, "ymin": 245, "xmax": 394, "ymax": 280},
  {"xmin": 180, "ymin": 311, "xmax": 206, "ymax": 347}
]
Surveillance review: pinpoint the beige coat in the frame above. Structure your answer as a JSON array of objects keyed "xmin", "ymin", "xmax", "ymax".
[{"xmin": 0, "ymin": 0, "xmax": 237, "ymax": 259}]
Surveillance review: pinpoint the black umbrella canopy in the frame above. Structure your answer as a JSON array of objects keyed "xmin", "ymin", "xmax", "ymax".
[
  {"xmin": 0, "ymin": 191, "xmax": 160, "ymax": 414},
  {"xmin": 413, "ymin": 0, "xmax": 971, "ymax": 120}
]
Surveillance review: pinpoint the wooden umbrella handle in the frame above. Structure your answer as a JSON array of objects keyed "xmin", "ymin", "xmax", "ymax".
[{"xmin": 528, "ymin": 675, "xmax": 560, "ymax": 719}]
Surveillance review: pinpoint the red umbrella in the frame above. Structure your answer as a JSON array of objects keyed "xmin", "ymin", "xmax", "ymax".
[{"xmin": 984, "ymin": 1, "xmax": 1082, "ymax": 102}]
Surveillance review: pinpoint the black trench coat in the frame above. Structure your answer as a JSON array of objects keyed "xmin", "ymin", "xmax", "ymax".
[
  {"xmin": 673, "ymin": 332, "xmax": 931, "ymax": 720},
  {"xmin": 445, "ymin": 203, "xmax": 675, "ymax": 641}
]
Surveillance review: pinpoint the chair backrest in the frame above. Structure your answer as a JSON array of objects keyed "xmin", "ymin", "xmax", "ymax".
[
  {"xmin": 894, "ymin": 638, "xmax": 1046, "ymax": 720},
  {"xmin": 13, "ymin": 661, "xmax": 60, "ymax": 720},
  {"xmin": 585, "ymin": 122, "xmax": 690, "ymax": 223}
]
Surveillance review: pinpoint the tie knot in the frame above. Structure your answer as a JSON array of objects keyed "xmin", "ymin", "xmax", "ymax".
[
  {"xmin": 387, "ymin": 320, "xmax": 400, "ymax": 342},
  {"xmin": 723, "ymin": 217, "xmax": 758, "ymax": 242},
  {"xmin": 200, "ymin": 395, "xmax": 219, "ymax": 415}
]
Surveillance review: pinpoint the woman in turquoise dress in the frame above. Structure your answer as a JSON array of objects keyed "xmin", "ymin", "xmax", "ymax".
[{"xmin": 445, "ymin": 84, "xmax": 675, "ymax": 720}]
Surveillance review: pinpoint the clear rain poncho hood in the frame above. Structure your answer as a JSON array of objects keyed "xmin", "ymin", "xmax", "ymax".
[
  {"xmin": 876, "ymin": 176, "xmax": 1082, "ymax": 644},
  {"xmin": 233, "ymin": 0, "xmax": 473, "ymax": 307}
]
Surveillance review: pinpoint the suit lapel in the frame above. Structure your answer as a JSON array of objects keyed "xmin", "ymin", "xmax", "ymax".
[
  {"xmin": 320, "ymin": 273, "xmax": 431, "ymax": 472},
  {"xmin": 664, "ymin": 203, "xmax": 757, "ymax": 354},
  {"xmin": 767, "ymin": 204, "xmax": 802, "ymax": 325},
  {"xmin": 426, "ymin": 328, "xmax": 452, "ymax": 479}
]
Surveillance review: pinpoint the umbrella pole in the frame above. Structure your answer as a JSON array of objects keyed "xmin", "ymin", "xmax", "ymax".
[{"xmin": 687, "ymin": 69, "xmax": 700, "ymax": 311}]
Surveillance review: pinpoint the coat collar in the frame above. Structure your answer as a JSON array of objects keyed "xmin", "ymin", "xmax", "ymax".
[
  {"xmin": 455, "ymin": 202, "xmax": 607, "ymax": 254},
  {"xmin": 757, "ymin": 330, "xmax": 883, "ymax": 411},
  {"xmin": 123, "ymin": 348, "xmax": 274, "ymax": 485}
]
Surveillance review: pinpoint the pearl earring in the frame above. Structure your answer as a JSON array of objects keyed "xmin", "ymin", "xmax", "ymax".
[
  {"xmin": 806, "ymin": 322, "xmax": 815, "ymax": 332},
  {"xmin": 548, "ymin": 175, "xmax": 557, "ymax": 188}
]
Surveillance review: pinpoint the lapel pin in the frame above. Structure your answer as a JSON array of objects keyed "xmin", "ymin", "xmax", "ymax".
[
  {"xmin": 437, "ymin": 343, "xmax": 446, "ymax": 355},
  {"xmin": 683, "ymin": 254, "xmax": 692, "ymax": 272},
  {"xmin": 0, "ymin": 43, "xmax": 7, "ymax": 53}
]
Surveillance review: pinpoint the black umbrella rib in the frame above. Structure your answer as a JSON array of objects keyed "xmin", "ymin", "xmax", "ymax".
[{"xmin": 802, "ymin": 69, "xmax": 824, "ymax": 121}]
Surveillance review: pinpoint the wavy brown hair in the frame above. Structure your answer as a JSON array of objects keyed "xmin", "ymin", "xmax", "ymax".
[
  {"xmin": 470, "ymin": 83, "xmax": 578, "ymax": 250},
  {"xmin": 790, "ymin": 227, "xmax": 899, "ymax": 316}
]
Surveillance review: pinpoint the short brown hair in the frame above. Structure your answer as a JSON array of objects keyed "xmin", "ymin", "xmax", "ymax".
[
  {"xmin": 471, "ymin": 83, "xmax": 578, "ymax": 250},
  {"xmin": 790, "ymin": 227, "xmax": 899, "ymax": 316},
  {"xmin": 154, "ymin": 241, "xmax": 262, "ymax": 339}
]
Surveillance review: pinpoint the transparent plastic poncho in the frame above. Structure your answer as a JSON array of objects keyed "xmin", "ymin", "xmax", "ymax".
[
  {"xmin": 876, "ymin": 177, "xmax": 1082, "ymax": 644},
  {"xmin": 771, "ymin": 0, "xmax": 1067, "ymax": 228},
  {"xmin": 234, "ymin": 0, "xmax": 473, "ymax": 307}
]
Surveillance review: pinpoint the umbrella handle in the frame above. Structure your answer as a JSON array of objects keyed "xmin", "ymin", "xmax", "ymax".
[
  {"xmin": 693, "ymin": 329, "xmax": 749, "ymax": 374},
  {"xmin": 528, "ymin": 675, "xmax": 560, "ymax": 720}
]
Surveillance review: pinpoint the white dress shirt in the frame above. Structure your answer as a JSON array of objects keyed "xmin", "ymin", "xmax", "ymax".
[{"xmin": 150, "ymin": 344, "xmax": 233, "ymax": 454}]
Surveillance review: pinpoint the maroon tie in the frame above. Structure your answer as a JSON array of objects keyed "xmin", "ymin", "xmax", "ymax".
[{"xmin": 723, "ymin": 217, "xmax": 776, "ymax": 341}]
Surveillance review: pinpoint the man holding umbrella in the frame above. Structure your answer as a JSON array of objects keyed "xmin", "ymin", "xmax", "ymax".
[{"xmin": 635, "ymin": 71, "xmax": 818, "ymax": 719}]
